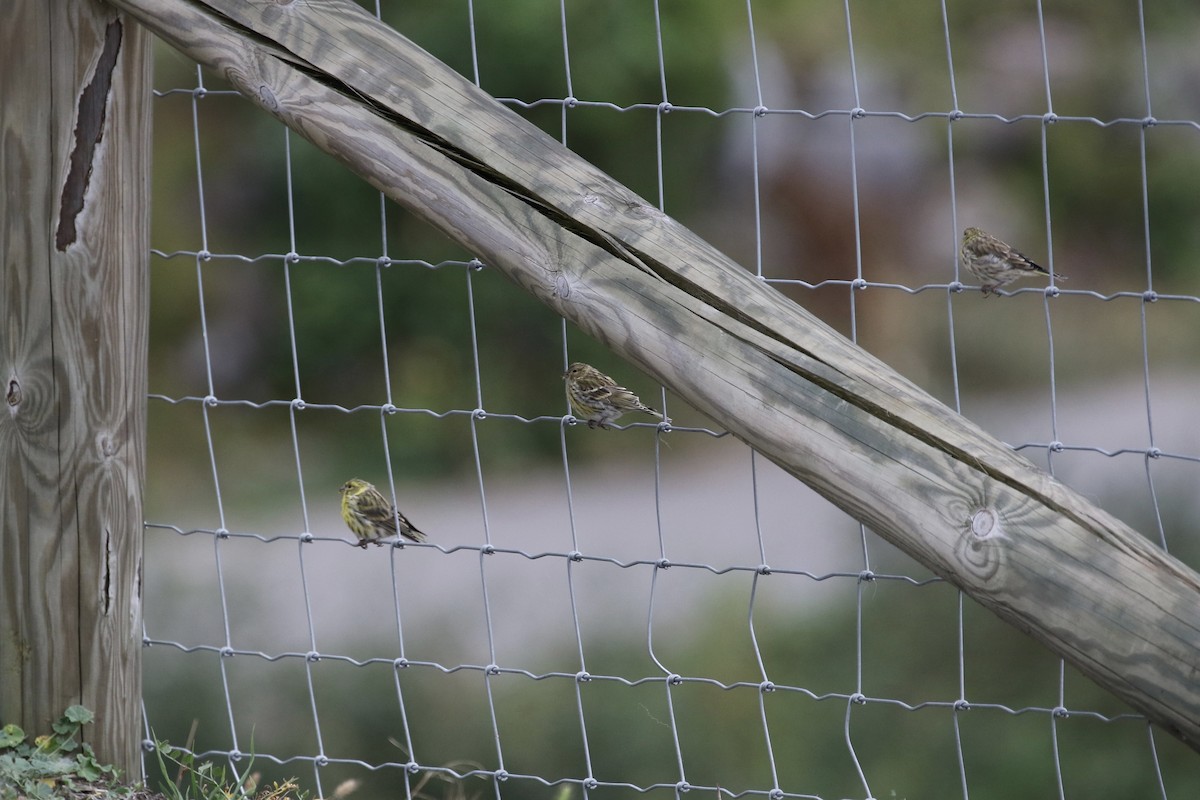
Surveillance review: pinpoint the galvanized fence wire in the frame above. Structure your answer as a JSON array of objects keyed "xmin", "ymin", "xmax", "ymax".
[{"xmin": 140, "ymin": 2, "xmax": 1198, "ymax": 799}]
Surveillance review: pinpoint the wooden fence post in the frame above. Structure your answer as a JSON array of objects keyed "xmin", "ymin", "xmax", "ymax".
[{"xmin": 0, "ymin": 0, "xmax": 151, "ymax": 778}]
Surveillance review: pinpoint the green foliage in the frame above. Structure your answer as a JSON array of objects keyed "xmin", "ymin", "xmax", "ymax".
[
  {"xmin": 150, "ymin": 743, "xmax": 235, "ymax": 800},
  {"xmin": 148, "ymin": 738, "xmax": 309, "ymax": 800},
  {"xmin": 0, "ymin": 707, "xmax": 315, "ymax": 800},
  {"xmin": 0, "ymin": 706, "xmax": 123, "ymax": 799}
]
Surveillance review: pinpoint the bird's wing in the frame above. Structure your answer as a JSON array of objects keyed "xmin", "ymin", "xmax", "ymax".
[
  {"xmin": 582, "ymin": 382, "xmax": 625, "ymax": 402},
  {"xmin": 1010, "ymin": 250, "xmax": 1049, "ymax": 274},
  {"xmin": 363, "ymin": 503, "xmax": 399, "ymax": 535}
]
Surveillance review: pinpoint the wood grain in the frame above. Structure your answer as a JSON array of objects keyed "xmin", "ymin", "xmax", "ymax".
[
  {"xmin": 106, "ymin": 0, "xmax": 1200, "ymax": 751},
  {"xmin": 0, "ymin": 0, "xmax": 150, "ymax": 777}
]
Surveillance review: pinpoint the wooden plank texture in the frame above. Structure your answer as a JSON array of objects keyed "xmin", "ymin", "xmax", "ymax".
[
  {"xmin": 0, "ymin": 0, "xmax": 150, "ymax": 777},
  {"xmin": 106, "ymin": 0, "xmax": 1200, "ymax": 751}
]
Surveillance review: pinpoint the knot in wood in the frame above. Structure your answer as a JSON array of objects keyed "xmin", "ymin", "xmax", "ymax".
[
  {"xmin": 553, "ymin": 274, "xmax": 571, "ymax": 299},
  {"xmin": 958, "ymin": 507, "xmax": 1005, "ymax": 582},
  {"xmin": 970, "ymin": 508, "xmax": 998, "ymax": 538},
  {"xmin": 97, "ymin": 432, "xmax": 117, "ymax": 459},
  {"xmin": 258, "ymin": 84, "xmax": 279, "ymax": 110},
  {"xmin": 6, "ymin": 378, "xmax": 19, "ymax": 408},
  {"xmin": 582, "ymin": 191, "xmax": 614, "ymax": 213}
]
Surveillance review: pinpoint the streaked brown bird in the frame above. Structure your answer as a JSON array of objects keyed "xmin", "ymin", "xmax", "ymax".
[
  {"xmin": 961, "ymin": 227, "xmax": 1066, "ymax": 296},
  {"xmin": 564, "ymin": 362, "xmax": 668, "ymax": 429}
]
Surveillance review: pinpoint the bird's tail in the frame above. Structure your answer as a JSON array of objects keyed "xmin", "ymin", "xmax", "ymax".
[
  {"xmin": 643, "ymin": 406, "xmax": 671, "ymax": 425},
  {"xmin": 402, "ymin": 527, "xmax": 428, "ymax": 544}
]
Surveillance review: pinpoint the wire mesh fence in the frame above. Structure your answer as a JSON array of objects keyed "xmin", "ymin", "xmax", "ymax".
[{"xmin": 141, "ymin": 1, "xmax": 1200, "ymax": 798}]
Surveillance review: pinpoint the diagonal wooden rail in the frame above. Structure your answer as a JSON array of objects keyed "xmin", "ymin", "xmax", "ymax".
[{"xmin": 110, "ymin": 0, "xmax": 1200, "ymax": 751}]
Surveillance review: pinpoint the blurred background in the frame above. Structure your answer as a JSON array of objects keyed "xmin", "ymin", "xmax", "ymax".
[{"xmin": 143, "ymin": 0, "xmax": 1200, "ymax": 797}]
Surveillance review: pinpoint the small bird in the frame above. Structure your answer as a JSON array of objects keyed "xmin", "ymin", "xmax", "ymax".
[
  {"xmin": 339, "ymin": 478, "xmax": 427, "ymax": 548},
  {"xmin": 960, "ymin": 227, "xmax": 1066, "ymax": 296},
  {"xmin": 564, "ymin": 362, "xmax": 668, "ymax": 429}
]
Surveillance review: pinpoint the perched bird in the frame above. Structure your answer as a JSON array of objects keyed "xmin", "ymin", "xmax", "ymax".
[
  {"xmin": 339, "ymin": 478, "xmax": 427, "ymax": 548},
  {"xmin": 564, "ymin": 361, "xmax": 668, "ymax": 429},
  {"xmin": 960, "ymin": 227, "xmax": 1066, "ymax": 296}
]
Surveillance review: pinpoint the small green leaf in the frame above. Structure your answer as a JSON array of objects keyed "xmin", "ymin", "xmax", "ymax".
[
  {"xmin": 0, "ymin": 724, "xmax": 25, "ymax": 748},
  {"xmin": 28, "ymin": 780, "xmax": 58, "ymax": 799},
  {"xmin": 77, "ymin": 752, "xmax": 115, "ymax": 780},
  {"xmin": 63, "ymin": 706, "xmax": 93, "ymax": 725},
  {"xmin": 23, "ymin": 752, "xmax": 74, "ymax": 779}
]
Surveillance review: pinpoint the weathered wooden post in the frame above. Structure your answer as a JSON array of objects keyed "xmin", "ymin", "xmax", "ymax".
[{"xmin": 0, "ymin": 0, "xmax": 151, "ymax": 778}]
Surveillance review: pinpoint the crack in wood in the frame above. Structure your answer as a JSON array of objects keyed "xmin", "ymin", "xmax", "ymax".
[
  {"xmin": 56, "ymin": 20, "xmax": 123, "ymax": 251},
  {"xmin": 103, "ymin": 527, "xmax": 113, "ymax": 616},
  {"xmin": 203, "ymin": 5, "xmax": 677, "ymax": 285},
  {"xmin": 619, "ymin": 243, "xmax": 1090, "ymax": 520}
]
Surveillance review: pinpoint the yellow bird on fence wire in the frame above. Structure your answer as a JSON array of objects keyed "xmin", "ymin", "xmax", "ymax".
[{"xmin": 339, "ymin": 478, "xmax": 427, "ymax": 548}]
